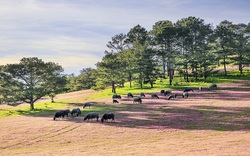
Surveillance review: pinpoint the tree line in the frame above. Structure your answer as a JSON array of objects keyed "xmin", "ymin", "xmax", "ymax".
[
  {"xmin": 0, "ymin": 16, "xmax": 249, "ymax": 110},
  {"xmin": 77, "ymin": 16, "xmax": 250, "ymax": 93}
]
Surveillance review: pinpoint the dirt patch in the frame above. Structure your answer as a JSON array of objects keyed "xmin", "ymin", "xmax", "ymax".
[{"xmin": 0, "ymin": 82, "xmax": 250, "ymax": 155}]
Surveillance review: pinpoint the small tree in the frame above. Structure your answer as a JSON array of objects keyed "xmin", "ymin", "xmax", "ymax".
[{"xmin": 0, "ymin": 57, "xmax": 66, "ymax": 110}]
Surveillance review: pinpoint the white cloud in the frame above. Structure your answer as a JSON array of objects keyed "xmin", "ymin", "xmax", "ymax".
[{"xmin": 0, "ymin": 0, "xmax": 249, "ymax": 74}]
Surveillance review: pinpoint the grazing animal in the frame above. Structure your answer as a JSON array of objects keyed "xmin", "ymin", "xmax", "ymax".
[
  {"xmin": 112, "ymin": 94, "xmax": 121, "ymax": 99},
  {"xmin": 53, "ymin": 111, "xmax": 64, "ymax": 120},
  {"xmin": 167, "ymin": 94, "xmax": 177, "ymax": 100},
  {"xmin": 183, "ymin": 88, "xmax": 193, "ymax": 92},
  {"xmin": 113, "ymin": 99, "xmax": 119, "ymax": 104},
  {"xmin": 101, "ymin": 113, "xmax": 115, "ymax": 123},
  {"xmin": 71, "ymin": 108, "xmax": 81, "ymax": 117},
  {"xmin": 127, "ymin": 92, "xmax": 134, "ymax": 98},
  {"xmin": 208, "ymin": 83, "xmax": 217, "ymax": 90},
  {"xmin": 133, "ymin": 97, "xmax": 142, "ymax": 104},
  {"xmin": 140, "ymin": 92, "xmax": 145, "ymax": 97},
  {"xmin": 182, "ymin": 91, "xmax": 189, "ymax": 98},
  {"xmin": 84, "ymin": 112, "xmax": 99, "ymax": 121},
  {"xmin": 151, "ymin": 93, "xmax": 159, "ymax": 99},
  {"xmin": 83, "ymin": 102, "xmax": 91, "ymax": 108},
  {"xmin": 160, "ymin": 90, "xmax": 165, "ymax": 94},
  {"xmin": 62, "ymin": 109, "xmax": 70, "ymax": 117},
  {"xmin": 164, "ymin": 90, "xmax": 172, "ymax": 96}
]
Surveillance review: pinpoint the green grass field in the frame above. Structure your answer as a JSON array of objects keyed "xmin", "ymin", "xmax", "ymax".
[
  {"xmin": 1, "ymin": 69, "xmax": 249, "ymax": 118},
  {"xmin": 0, "ymin": 69, "xmax": 250, "ymax": 155}
]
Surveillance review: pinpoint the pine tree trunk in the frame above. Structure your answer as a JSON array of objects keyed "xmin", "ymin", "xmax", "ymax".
[
  {"xmin": 195, "ymin": 66, "xmax": 198, "ymax": 81},
  {"xmin": 223, "ymin": 55, "xmax": 227, "ymax": 76},
  {"xmin": 112, "ymin": 82, "xmax": 116, "ymax": 94},
  {"xmin": 129, "ymin": 73, "xmax": 132, "ymax": 88}
]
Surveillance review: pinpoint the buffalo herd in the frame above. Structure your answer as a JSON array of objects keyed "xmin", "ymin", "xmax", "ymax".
[{"xmin": 54, "ymin": 83, "xmax": 217, "ymax": 123}]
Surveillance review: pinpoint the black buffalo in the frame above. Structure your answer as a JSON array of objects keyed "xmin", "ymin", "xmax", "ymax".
[
  {"xmin": 53, "ymin": 111, "xmax": 64, "ymax": 120},
  {"xmin": 71, "ymin": 108, "xmax": 81, "ymax": 116},
  {"xmin": 84, "ymin": 112, "xmax": 99, "ymax": 121},
  {"xmin": 127, "ymin": 92, "xmax": 134, "ymax": 98},
  {"xmin": 164, "ymin": 90, "xmax": 172, "ymax": 96},
  {"xmin": 167, "ymin": 94, "xmax": 177, "ymax": 100},
  {"xmin": 133, "ymin": 97, "xmax": 142, "ymax": 104},
  {"xmin": 140, "ymin": 92, "xmax": 145, "ymax": 97},
  {"xmin": 112, "ymin": 94, "xmax": 121, "ymax": 99},
  {"xmin": 183, "ymin": 88, "xmax": 193, "ymax": 92},
  {"xmin": 113, "ymin": 99, "xmax": 119, "ymax": 104},
  {"xmin": 101, "ymin": 113, "xmax": 115, "ymax": 123},
  {"xmin": 151, "ymin": 93, "xmax": 159, "ymax": 99},
  {"xmin": 83, "ymin": 102, "xmax": 91, "ymax": 108}
]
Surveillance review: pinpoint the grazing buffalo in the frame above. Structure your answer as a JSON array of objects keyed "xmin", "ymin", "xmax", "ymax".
[
  {"xmin": 167, "ymin": 94, "xmax": 177, "ymax": 100},
  {"xmin": 84, "ymin": 112, "xmax": 99, "ymax": 121},
  {"xmin": 112, "ymin": 94, "xmax": 121, "ymax": 99},
  {"xmin": 208, "ymin": 83, "xmax": 217, "ymax": 90},
  {"xmin": 151, "ymin": 93, "xmax": 159, "ymax": 99},
  {"xmin": 71, "ymin": 108, "xmax": 81, "ymax": 117},
  {"xmin": 127, "ymin": 92, "xmax": 133, "ymax": 98},
  {"xmin": 133, "ymin": 97, "xmax": 142, "ymax": 104},
  {"xmin": 183, "ymin": 88, "xmax": 193, "ymax": 92},
  {"xmin": 101, "ymin": 113, "xmax": 115, "ymax": 123},
  {"xmin": 62, "ymin": 109, "xmax": 70, "ymax": 117},
  {"xmin": 113, "ymin": 99, "xmax": 119, "ymax": 104},
  {"xmin": 140, "ymin": 92, "xmax": 145, "ymax": 97},
  {"xmin": 164, "ymin": 90, "xmax": 172, "ymax": 96},
  {"xmin": 83, "ymin": 102, "xmax": 91, "ymax": 108},
  {"xmin": 53, "ymin": 111, "xmax": 64, "ymax": 120}
]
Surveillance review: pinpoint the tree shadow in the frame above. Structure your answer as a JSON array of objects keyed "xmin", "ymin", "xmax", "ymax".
[
  {"xmin": 16, "ymin": 99, "xmax": 250, "ymax": 132},
  {"xmin": 13, "ymin": 81, "xmax": 250, "ymax": 131}
]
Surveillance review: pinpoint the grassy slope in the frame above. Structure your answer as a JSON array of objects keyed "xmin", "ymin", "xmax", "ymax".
[
  {"xmin": 0, "ymin": 69, "xmax": 250, "ymax": 155},
  {"xmin": 0, "ymin": 69, "xmax": 249, "ymax": 118}
]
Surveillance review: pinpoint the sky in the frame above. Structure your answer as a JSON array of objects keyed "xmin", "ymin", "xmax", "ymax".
[{"xmin": 0, "ymin": 0, "xmax": 249, "ymax": 75}]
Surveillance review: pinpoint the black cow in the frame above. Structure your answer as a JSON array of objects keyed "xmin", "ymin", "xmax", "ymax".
[
  {"xmin": 208, "ymin": 83, "xmax": 217, "ymax": 90},
  {"xmin": 53, "ymin": 111, "xmax": 64, "ymax": 120},
  {"xmin": 62, "ymin": 109, "xmax": 70, "ymax": 117},
  {"xmin": 183, "ymin": 88, "xmax": 193, "ymax": 92},
  {"xmin": 133, "ymin": 97, "xmax": 142, "ymax": 104},
  {"xmin": 101, "ymin": 113, "xmax": 115, "ymax": 123},
  {"xmin": 167, "ymin": 94, "xmax": 177, "ymax": 100},
  {"xmin": 140, "ymin": 92, "xmax": 145, "ymax": 97},
  {"xmin": 127, "ymin": 92, "xmax": 133, "ymax": 98},
  {"xmin": 83, "ymin": 102, "xmax": 91, "ymax": 108},
  {"xmin": 71, "ymin": 108, "xmax": 81, "ymax": 116},
  {"xmin": 151, "ymin": 93, "xmax": 159, "ymax": 99},
  {"xmin": 112, "ymin": 94, "xmax": 121, "ymax": 99},
  {"xmin": 113, "ymin": 99, "xmax": 119, "ymax": 104},
  {"xmin": 164, "ymin": 90, "xmax": 172, "ymax": 96},
  {"xmin": 84, "ymin": 112, "xmax": 99, "ymax": 121}
]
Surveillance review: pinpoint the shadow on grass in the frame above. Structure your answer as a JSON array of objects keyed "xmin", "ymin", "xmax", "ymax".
[
  {"xmin": 3, "ymin": 80, "xmax": 250, "ymax": 132},
  {"xmin": 6, "ymin": 99, "xmax": 250, "ymax": 131}
]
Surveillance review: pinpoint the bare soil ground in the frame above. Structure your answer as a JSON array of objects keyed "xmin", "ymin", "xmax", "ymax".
[{"xmin": 0, "ymin": 81, "xmax": 250, "ymax": 156}]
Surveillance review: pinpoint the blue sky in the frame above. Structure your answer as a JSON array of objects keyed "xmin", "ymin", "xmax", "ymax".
[{"xmin": 0, "ymin": 0, "xmax": 249, "ymax": 75}]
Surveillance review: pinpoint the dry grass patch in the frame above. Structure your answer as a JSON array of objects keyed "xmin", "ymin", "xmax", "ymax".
[{"xmin": 0, "ymin": 81, "xmax": 250, "ymax": 155}]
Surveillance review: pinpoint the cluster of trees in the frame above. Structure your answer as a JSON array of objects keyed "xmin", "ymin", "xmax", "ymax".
[
  {"xmin": 73, "ymin": 16, "xmax": 250, "ymax": 93},
  {"xmin": 1, "ymin": 16, "xmax": 249, "ymax": 110}
]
